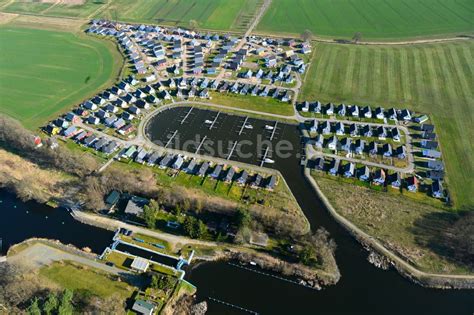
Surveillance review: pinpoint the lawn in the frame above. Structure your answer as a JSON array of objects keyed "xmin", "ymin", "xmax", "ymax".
[
  {"xmin": 256, "ymin": 0, "xmax": 474, "ymax": 40},
  {"xmin": 314, "ymin": 176, "xmax": 472, "ymax": 274},
  {"xmin": 209, "ymin": 92, "xmax": 295, "ymax": 116},
  {"xmin": 301, "ymin": 41, "xmax": 474, "ymax": 210},
  {"xmin": 97, "ymin": 0, "xmax": 260, "ymax": 31},
  {"xmin": 39, "ymin": 261, "xmax": 135, "ymax": 299},
  {"xmin": 0, "ymin": 26, "xmax": 122, "ymax": 128}
]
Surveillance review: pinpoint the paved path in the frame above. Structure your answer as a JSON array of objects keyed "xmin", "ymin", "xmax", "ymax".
[
  {"xmin": 8, "ymin": 243, "xmax": 127, "ymax": 275},
  {"xmin": 72, "ymin": 210, "xmax": 219, "ymax": 250}
]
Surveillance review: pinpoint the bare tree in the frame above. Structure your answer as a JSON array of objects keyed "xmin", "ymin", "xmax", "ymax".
[
  {"xmin": 189, "ymin": 20, "xmax": 199, "ymax": 31},
  {"xmin": 352, "ymin": 32, "xmax": 362, "ymax": 43},
  {"xmin": 301, "ymin": 29, "xmax": 313, "ymax": 41}
]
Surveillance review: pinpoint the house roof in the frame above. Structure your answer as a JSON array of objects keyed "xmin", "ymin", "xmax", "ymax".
[
  {"xmin": 131, "ymin": 258, "xmax": 150, "ymax": 273},
  {"xmin": 106, "ymin": 190, "xmax": 120, "ymax": 205}
]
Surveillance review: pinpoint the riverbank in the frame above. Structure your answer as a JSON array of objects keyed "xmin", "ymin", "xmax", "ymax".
[
  {"xmin": 304, "ymin": 168, "xmax": 474, "ymax": 289},
  {"xmin": 71, "ymin": 209, "xmax": 340, "ymax": 289}
]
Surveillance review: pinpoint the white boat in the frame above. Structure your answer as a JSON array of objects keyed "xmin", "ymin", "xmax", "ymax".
[
  {"xmin": 264, "ymin": 158, "xmax": 275, "ymax": 164},
  {"xmin": 249, "ymin": 261, "xmax": 257, "ymax": 266},
  {"xmin": 244, "ymin": 124, "xmax": 253, "ymax": 129},
  {"xmin": 204, "ymin": 119, "xmax": 213, "ymax": 124},
  {"xmin": 265, "ymin": 125, "xmax": 274, "ymax": 130}
]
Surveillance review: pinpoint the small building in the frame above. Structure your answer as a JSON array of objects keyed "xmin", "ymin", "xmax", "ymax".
[
  {"xmin": 343, "ymin": 162, "xmax": 355, "ymax": 178},
  {"xmin": 431, "ymin": 180, "xmax": 444, "ymax": 198},
  {"xmin": 406, "ymin": 176, "xmax": 418, "ymax": 192},
  {"xmin": 358, "ymin": 166, "xmax": 370, "ymax": 181},
  {"xmin": 197, "ymin": 162, "xmax": 210, "ymax": 177},
  {"xmin": 210, "ymin": 164, "xmax": 223, "ymax": 180},
  {"xmin": 250, "ymin": 174, "xmax": 262, "ymax": 188},
  {"xmin": 236, "ymin": 170, "xmax": 248, "ymax": 185},
  {"xmin": 372, "ymin": 169, "xmax": 386, "ymax": 185},
  {"xmin": 390, "ymin": 172, "xmax": 402, "ymax": 188},
  {"xmin": 130, "ymin": 258, "xmax": 150, "ymax": 273},
  {"xmin": 422, "ymin": 149, "xmax": 441, "ymax": 159},
  {"xmin": 329, "ymin": 159, "xmax": 340, "ymax": 176},
  {"xmin": 124, "ymin": 196, "xmax": 149, "ymax": 216},
  {"xmin": 427, "ymin": 160, "xmax": 444, "ymax": 171},
  {"xmin": 105, "ymin": 190, "xmax": 120, "ymax": 208},
  {"xmin": 224, "ymin": 167, "xmax": 235, "ymax": 183},
  {"xmin": 132, "ymin": 300, "xmax": 155, "ymax": 315},
  {"xmin": 265, "ymin": 175, "xmax": 277, "ymax": 190}
]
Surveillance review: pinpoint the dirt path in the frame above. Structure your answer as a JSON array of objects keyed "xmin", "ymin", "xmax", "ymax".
[
  {"xmin": 8, "ymin": 243, "xmax": 128, "ymax": 275},
  {"xmin": 72, "ymin": 210, "xmax": 219, "ymax": 250},
  {"xmin": 314, "ymin": 36, "xmax": 472, "ymax": 46}
]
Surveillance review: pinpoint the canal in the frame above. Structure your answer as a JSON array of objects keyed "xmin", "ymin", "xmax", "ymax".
[{"xmin": 0, "ymin": 190, "xmax": 113, "ymax": 255}]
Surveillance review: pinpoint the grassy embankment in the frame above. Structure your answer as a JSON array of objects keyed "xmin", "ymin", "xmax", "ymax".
[
  {"xmin": 0, "ymin": 147, "xmax": 73, "ymax": 199},
  {"xmin": 208, "ymin": 92, "xmax": 295, "ymax": 117},
  {"xmin": 301, "ymin": 41, "xmax": 474, "ymax": 210},
  {"xmin": 314, "ymin": 175, "xmax": 472, "ymax": 274},
  {"xmin": 256, "ymin": 0, "xmax": 474, "ymax": 40},
  {"xmin": 0, "ymin": 25, "xmax": 122, "ymax": 129}
]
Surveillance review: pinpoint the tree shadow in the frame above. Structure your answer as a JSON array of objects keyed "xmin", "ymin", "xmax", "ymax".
[{"xmin": 410, "ymin": 210, "xmax": 474, "ymax": 271}]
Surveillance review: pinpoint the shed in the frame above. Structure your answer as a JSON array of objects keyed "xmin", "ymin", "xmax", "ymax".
[{"xmin": 130, "ymin": 258, "xmax": 150, "ymax": 273}]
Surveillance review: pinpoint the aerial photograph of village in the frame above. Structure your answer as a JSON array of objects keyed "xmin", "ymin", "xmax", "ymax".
[{"xmin": 0, "ymin": 0, "xmax": 473, "ymax": 314}]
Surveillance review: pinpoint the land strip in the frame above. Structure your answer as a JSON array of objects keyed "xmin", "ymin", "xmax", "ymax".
[{"xmin": 304, "ymin": 168, "xmax": 474, "ymax": 288}]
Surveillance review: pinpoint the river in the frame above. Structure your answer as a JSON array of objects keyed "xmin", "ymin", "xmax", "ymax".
[{"xmin": 1, "ymin": 106, "xmax": 473, "ymax": 314}]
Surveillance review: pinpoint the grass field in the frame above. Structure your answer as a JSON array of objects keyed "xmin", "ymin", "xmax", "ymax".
[
  {"xmin": 257, "ymin": 0, "xmax": 474, "ymax": 40},
  {"xmin": 0, "ymin": 26, "xmax": 121, "ymax": 128},
  {"xmin": 40, "ymin": 261, "xmax": 134, "ymax": 299},
  {"xmin": 315, "ymin": 176, "xmax": 472, "ymax": 274},
  {"xmin": 301, "ymin": 41, "xmax": 474, "ymax": 210}
]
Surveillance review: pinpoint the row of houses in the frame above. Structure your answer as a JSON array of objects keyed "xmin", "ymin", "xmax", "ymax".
[
  {"xmin": 314, "ymin": 136, "xmax": 407, "ymax": 159},
  {"xmin": 247, "ymin": 35, "xmax": 310, "ymax": 51},
  {"xmin": 121, "ymin": 147, "xmax": 277, "ymax": 191},
  {"xmin": 307, "ymin": 120, "xmax": 402, "ymax": 140},
  {"xmin": 309, "ymin": 157, "xmax": 445, "ymax": 198},
  {"xmin": 300, "ymin": 101, "xmax": 412, "ymax": 121},
  {"xmin": 164, "ymin": 76, "xmax": 292, "ymax": 102}
]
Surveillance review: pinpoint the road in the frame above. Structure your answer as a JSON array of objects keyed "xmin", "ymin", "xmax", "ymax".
[
  {"xmin": 8, "ymin": 242, "xmax": 129, "ymax": 275},
  {"xmin": 72, "ymin": 210, "xmax": 219, "ymax": 251}
]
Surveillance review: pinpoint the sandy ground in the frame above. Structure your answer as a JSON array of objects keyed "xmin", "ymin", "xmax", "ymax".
[{"xmin": 8, "ymin": 243, "xmax": 127, "ymax": 275}]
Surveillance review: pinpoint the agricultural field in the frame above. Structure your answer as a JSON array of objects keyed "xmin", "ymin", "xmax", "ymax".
[
  {"xmin": 0, "ymin": 26, "xmax": 122, "ymax": 128},
  {"xmin": 257, "ymin": 0, "xmax": 474, "ymax": 40},
  {"xmin": 300, "ymin": 41, "xmax": 474, "ymax": 210},
  {"xmin": 2, "ymin": 0, "xmax": 107, "ymax": 17},
  {"xmin": 99, "ymin": 0, "xmax": 260, "ymax": 31}
]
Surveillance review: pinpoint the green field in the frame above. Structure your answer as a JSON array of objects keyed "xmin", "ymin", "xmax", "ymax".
[
  {"xmin": 40, "ymin": 261, "xmax": 134, "ymax": 299},
  {"xmin": 257, "ymin": 0, "xmax": 474, "ymax": 40},
  {"xmin": 301, "ymin": 41, "xmax": 474, "ymax": 210},
  {"xmin": 98, "ymin": 0, "xmax": 260, "ymax": 31},
  {"xmin": 0, "ymin": 26, "xmax": 121, "ymax": 128}
]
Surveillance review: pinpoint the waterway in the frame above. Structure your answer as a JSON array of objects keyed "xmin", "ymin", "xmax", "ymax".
[
  {"xmin": 0, "ymin": 106, "xmax": 472, "ymax": 314},
  {"xmin": 0, "ymin": 190, "xmax": 112, "ymax": 255},
  {"xmin": 146, "ymin": 106, "xmax": 474, "ymax": 314}
]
